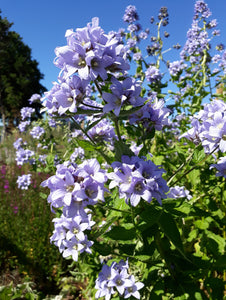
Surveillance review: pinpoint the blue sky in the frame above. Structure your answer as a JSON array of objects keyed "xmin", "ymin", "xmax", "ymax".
[{"xmin": 1, "ymin": 0, "xmax": 226, "ymax": 92}]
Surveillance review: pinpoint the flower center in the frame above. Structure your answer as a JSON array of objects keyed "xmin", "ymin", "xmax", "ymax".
[
  {"xmin": 134, "ymin": 182, "xmax": 143, "ymax": 192},
  {"xmin": 116, "ymin": 279, "xmax": 123, "ymax": 286},
  {"xmin": 78, "ymin": 58, "xmax": 86, "ymax": 67},
  {"xmin": 66, "ymin": 185, "xmax": 74, "ymax": 192}
]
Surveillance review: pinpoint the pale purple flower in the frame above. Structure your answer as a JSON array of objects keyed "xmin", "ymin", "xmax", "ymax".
[
  {"xmin": 180, "ymin": 100, "xmax": 226, "ymax": 154},
  {"xmin": 17, "ymin": 174, "xmax": 32, "ymax": 190},
  {"xmin": 167, "ymin": 186, "xmax": 192, "ymax": 200},
  {"xmin": 95, "ymin": 259, "xmax": 144, "ymax": 300},
  {"xmin": 194, "ymin": 0, "xmax": 212, "ymax": 20},
  {"xmin": 18, "ymin": 121, "xmax": 30, "ymax": 132},
  {"xmin": 102, "ymin": 77, "xmax": 144, "ymax": 116},
  {"xmin": 123, "ymin": 5, "xmax": 139, "ymax": 23},
  {"xmin": 15, "ymin": 148, "xmax": 35, "ymax": 165},
  {"xmin": 133, "ymin": 52, "xmax": 142, "ymax": 61},
  {"xmin": 129, "ymin": 96, "xmax": 170, "ymax": 131},
  {"xmin": 30, "ymin": 126, "xmax": 45, "ymax": 139},
  {"xmin": 124, "ymin": 275, "xmax": 144, "ymax": 299},
  {"xmin": 70, "ymin": 147, "xmax": 85, "ymax": 162},
  {"xmin": 87, "ymin": 119, "xmax": 117, "ymax": 143},
  {"xmin": 62, "ymin": 236, "xmax": 85, "ymax": 261},
  {"xmin": 139, "ymin": 31, "xmax": 148, "ymax": 40},
  {"xmin": 20, "ymin": 107, "xmax": 35, "ymax": 120},
  {"xmin": 53, "ymin": 18, "xmax": 129, "ymax": 80},
  {"xmin": 108, "ymin": 155, "xmax": 169, "ymax": 206},
  {"xmin": 145, "ymin": 66, "xmax": 162, "ymax": 83},
  {"xmin": 13, "ymin": 138, "xmax": 23, "ymax": 150},
  {"xmin": 210, "ymin": 156, "xmax": 226, "ymax": 178},
  {"xmin": 28, "ymin": 93, "xmax": 41, "ymax": 104},
  {"xmin": 169, "ymin": 60, "xmax": 187, "ymax": 76}
]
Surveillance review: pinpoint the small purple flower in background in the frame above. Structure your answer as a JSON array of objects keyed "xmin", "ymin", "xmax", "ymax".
[
  {"xmin": 180, "ymin": 99, "xmax": 226, "ymax": 154},
  {"xmin": 28, "ymin": 93, "xmax": 41, "ymax": 104},
  {"xmin": 123, "ymin": 5, "xmax": 139, "ymax": 23},
  {"xmin": 130, "ymin": 142, "xmax": 142, "ymax": 156},
  {"xmin": 17, "ymin": 174, "xmax": 32, "ymax": 190},
  {"xmin": 13, "ymin": 138, "xmax": 24, "ymax": 150},
  {"xmin": 15, "ymin": 148, "xmax": 35, "ymax": 166},
  {"xmin": 167, "ymin": 186, "xmax": 192, "ymax": 200},
  {"xmin": 70, "ymin": 147, "xmax": 85, "ymax": 162},
  {"xmin": 48, "ymin": 118, "xmax": 56, "ymax": 127},
  {"xmin": 30, "ymin": 126, "xmax": 45, "ymax": 139},
  {"xmin": 210, "ymin": 156, "xmax": 226, "ymax": 178},
  {"xmin": 194, "ymin": 0, "xmax": 212, "ymax": 20},
  {"xmin": 1, "ymin": 164, "xmax": 7, "ymax": 177},
  {"xmin": 4, "ymin": 179, "xmax": 9, "ymax": 193},
  {"xmin": 133, "ymin": 52, "xmax": 142, "ymax": 61},
  {"xmin": 18, "ymin": 121, "xmax": 31, "ymax": 132},
  {"xmin": 20, "ymin": 107, "xmax": 35, "ymax": 120},
  {"xmin": 145, "ymin": 65, "xmax": 162, "ymax": 84},
  {"xmin": 13, "ymin": 206, "xmax": 19, "ymax": 214},
  {"xmin": 95, "ymin": 259, "xmax": 144, "ymax": 299},
  {"xmin": 169, "ymin": 60, "xmax": 187, "ymax": 76},
  {"xmin": 139, "ymin": 31, "xmax": 148, "ymax": 40}
]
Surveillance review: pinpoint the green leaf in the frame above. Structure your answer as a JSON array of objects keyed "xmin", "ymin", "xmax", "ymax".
[
  {"xmin": 204, "ymin": 230, "xmax": 225, "ymax": 255},
  {"xmin": 139, "ymin": 205, "xmax": 163, "ymax": 231},
  {"xmin": 194, "ymin": 219, "xmax": 209, "ymax": 230},
  {"xmin": 158, "ymin": 211, "xmax": 185, "ymax": 256},
  {"xmin": 193, "ymin": 146, "xmax": 205, "ymax": 163},
  {"xmin": 105, "ymin": 224, "xmax": 136, "ymax": 241},
  {"xmin": 134, "ymin": 254, "xmax": 153, "ymax": 262},
  {"xmin": 114, "ymin": 140, "xmax": 134, "ymax": 161},
  {"xmin": 76, "ymin": 139, "xmax": 96, "ymax": 151},
  {"xmin": 92, "ymin": 217, "xmax": 118, "ymax": 239},
  {"xmin": 187, "ymin": 169, "xmax": 200, "ymax": 186}
]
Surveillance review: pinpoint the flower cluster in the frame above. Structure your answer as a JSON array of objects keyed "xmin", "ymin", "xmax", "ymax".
[
  {"xmin": 95, "ymin": 259, "xmax": 144, "ymax": 299},
  {"xmin": 180, "ymin": 99, "xmax": 226, "ymax": 154},
  {"xmin": 145, "ymin": 65, "xmax": 162, "ymax": 84},
  {"xmin": 15, "ymin": 148, "xmax": 35, "ymax": 166},
  {"xmin": 20, "ymin": 107, "xmax": 35, "ymax": 120},
  {"xmin": 102, "ymin": 77, "xmax": 145, "ymax": 116},
  {"xmin": 30, "ymin": 126, "xmax": 45, "ymax": 139},
  {"xmin": 41, "ymin": 158, "xmax": 108, "ymax": 260},
  {"xmin": 210, "ymin": 156, "xmax": 226, "ymax": 178},
  {"xmin": 129, "ymin": 93, "xmax": 170, "ymax": 131},
  {"xmin": 167, "ymin": 186, "xmax": 192, "ymax": 200},
  {"xmin": 17, "ymin": 174, "xmax": 32, "ymax": 190},
  {"xmin": 123, "ymin": 5, "xmax": 139, "ymax": 24},
  {"xmin": 108, "ymin": 155, "xmax": 169, "ymax": 207}
]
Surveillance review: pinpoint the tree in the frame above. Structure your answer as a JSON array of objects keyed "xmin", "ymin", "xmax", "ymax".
[{"xmin": 0, "ymin": 10, "xmax": 46, "ymax": 141}]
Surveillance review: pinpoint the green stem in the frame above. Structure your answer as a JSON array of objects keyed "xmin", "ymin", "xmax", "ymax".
[
  {"xmin": 113, "ymin": 116, "xmax": 122, "ymax": 141},
  {"xmin": 97, "ymin": 202, "xmax": 130, "ymax": 214},
  {"xmin": 69, "ymin": 116, "xmax": 111, "ymax": 164},
  {"xmin": 171, "ymin": 145, "xmax": 219, "ymax": 186},
  {"xmin": 167, "ymin": 143, "xmax": 201, "ymax": 186}
]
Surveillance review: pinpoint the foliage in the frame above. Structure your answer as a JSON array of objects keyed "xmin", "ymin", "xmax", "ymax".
[{"xmin": 0, "ymin": 10, "xmax": 46, "ymax": 139}]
